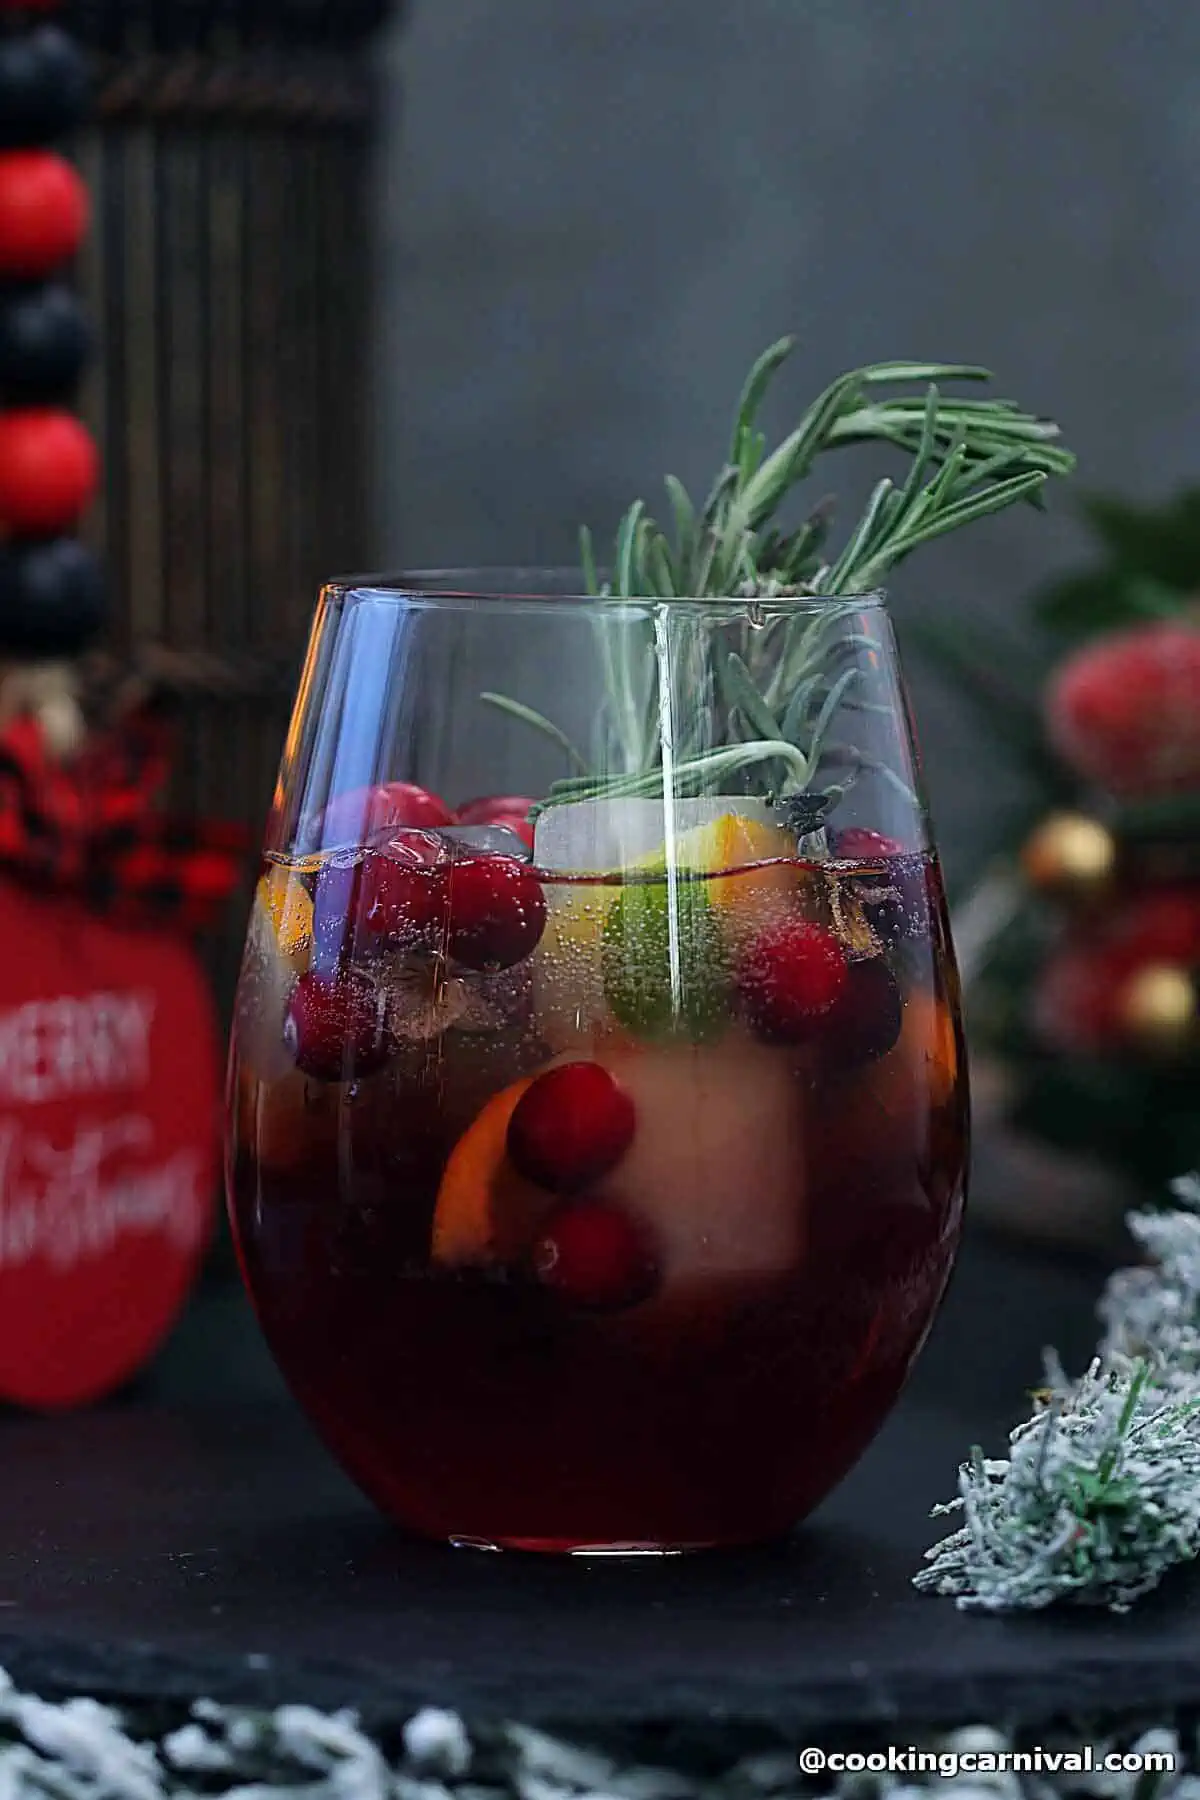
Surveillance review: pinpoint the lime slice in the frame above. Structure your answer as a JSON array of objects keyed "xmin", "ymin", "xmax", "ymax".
[{"xmin": 602, "ymin": 873, "xmax": 729, "ymax": 1042}]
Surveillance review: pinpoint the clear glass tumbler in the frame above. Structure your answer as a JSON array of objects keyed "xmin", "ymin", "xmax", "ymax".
[{"xmin": 225, "ymin": 571, "xmax": 969, "ymax": 1552}]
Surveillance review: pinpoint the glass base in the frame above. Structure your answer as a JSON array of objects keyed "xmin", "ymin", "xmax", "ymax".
[{"xmin": 448, "ymin": 1534, "xmax": 721, "ymax": 1557}]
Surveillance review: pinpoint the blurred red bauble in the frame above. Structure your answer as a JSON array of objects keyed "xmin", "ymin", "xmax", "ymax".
[
  {"xmin": 0, "ymin": 151, "xmax": 88, "ymax": 277},
  {"xmin": 0, "ymin": 409, "xmax": 98, "ymax": 532},
  {"xmin": 1033, "ymin": 887, "xmax": 1200, "ymax": 1053},
  {"xmin": 1045, "ymin": 620, "xmax": 1200, "ymax": 798}
]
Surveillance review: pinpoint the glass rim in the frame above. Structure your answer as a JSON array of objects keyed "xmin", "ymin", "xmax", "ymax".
[{"xmin": 321, "ymin": 567, "xmax": 888, "ymax": 612}]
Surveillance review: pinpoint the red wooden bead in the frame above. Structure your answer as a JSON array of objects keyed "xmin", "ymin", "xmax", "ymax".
[
  {"xmin": 0, "ymin": 151, "xmax": 87, "ymax": 277},
  {"xmin": 0, "ymin": 409, "xmax": 98, "ymax": 532}
]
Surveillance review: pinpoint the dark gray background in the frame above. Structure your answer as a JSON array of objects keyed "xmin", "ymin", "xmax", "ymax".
[{"xmin": 368, "ymin": 0, "xmax": 1195, "ymax": 878}]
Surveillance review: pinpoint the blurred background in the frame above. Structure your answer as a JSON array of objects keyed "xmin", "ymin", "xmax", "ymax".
[
  {"xmin": 374, "ymin": 0, "xmax": 1197, "ymax": 880},
  {"xmin": 2, "ymin": 0, "xmax": 1199, "ymax": 1409}
]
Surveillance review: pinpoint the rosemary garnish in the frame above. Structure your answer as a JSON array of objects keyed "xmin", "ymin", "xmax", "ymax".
[{"xmin": 484, "ymin": 339, "xmax": 1075, "ymax": 816}]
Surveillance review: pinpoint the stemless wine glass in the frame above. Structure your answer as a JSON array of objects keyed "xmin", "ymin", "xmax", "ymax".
[{"xmin": 226, "ymin": 571, "xmax": 969, "ymax": 1553}]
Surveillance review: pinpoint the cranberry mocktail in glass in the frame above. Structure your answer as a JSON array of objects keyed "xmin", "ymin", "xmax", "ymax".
[{"xmin": 226, "ymin": 574, "xmax": 968, "ymax": 1552}]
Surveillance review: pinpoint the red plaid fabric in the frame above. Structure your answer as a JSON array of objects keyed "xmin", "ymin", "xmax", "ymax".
[{"xmin": 0, "ymin": 704, "xmax": 249, "ymax": 932}]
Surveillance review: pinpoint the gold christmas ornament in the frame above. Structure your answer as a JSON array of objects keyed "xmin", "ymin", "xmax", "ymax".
[
  {"xmin": 1119, "ymin": 963, "xmax": 1199, "ymax": 1056},
  {"xmin": 1021, "ymin": 811, "xmax": 1116, "ymax": 902}
]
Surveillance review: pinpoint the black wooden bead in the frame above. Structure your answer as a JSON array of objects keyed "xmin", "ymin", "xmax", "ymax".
[
  {"xmin": 0, "ymin": 28, "xmax": 91, "ymax": 150},
  {"xmin": 0, "ymin": 537, "xmax": 107, "ymax": 658},
  {"xmin": 0, "ymin": 282, "xmax": 91, "ymax": 403}
]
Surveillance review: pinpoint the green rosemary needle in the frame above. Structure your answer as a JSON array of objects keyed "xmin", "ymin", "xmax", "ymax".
[{"xmin": 483, "ymin": 339, "xmax": 1076, "ymax": 810}]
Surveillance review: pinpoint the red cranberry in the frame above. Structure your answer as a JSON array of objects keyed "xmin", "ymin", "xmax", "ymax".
[
  {"xmin": 864, "ymin": 856, "xmax": 936, "ymax": 947},
  {"xmin": 358, "ymin": 834, "xmax": 449, "ymax": 948},
  {"xmin": 310, "ymin": 861, "xmax": 363, "ymax": 972},
  {"xmin": 284, "ymin": 970, "xmax": 393, "ymax": 1080},
  {"xmin": 311, "ymin": 833, "xmax": 451, "ymax": 970},
  {"xmin": 456, "ymin": 794, "xmax": 537, "ymax": 826},
  {"xmin": 454, "ymin": 796, "xmax": 537, "ymax": 850},
  {"xmin": 736, "ymin": 919, "xmax": 849, "ymax": 1043},
  {"xmin": 507, "ymin": 1062, "xmax": 637, "ymax": 1192},
  {"xmin": 491, "ymin": 813, "xmax": 536, "ymax": 850},
  {"xmin": 832, "ymin": 832, "xmax": 936, "ymax": 948},
  {"xmin": 446, "ymin": 855, "xmax": 546, "ymax": 971},
  {"xmin": 835, "ymin": 827, "xmax": 906, "ymax": 860},
  {"xmin": 825, "ymin": 958, "xmax": 904, "ymax": 1068},
  {"xmin": 532, "ymin": 1199, "xmax": 660, "ymax": 1312},
  {"xmin": 321, "ymin": 781, "xmax": 453, "ymax": 846}
]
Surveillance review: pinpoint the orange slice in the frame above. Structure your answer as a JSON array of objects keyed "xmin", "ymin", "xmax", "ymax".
[
  {"xmin": 256, "ymin": 865, "xmax": 314, "ymax": 960},
  {"xmin": 431, "ymin": 1075, "xmax": 555, "ymax": 1266},
  {"xmin": 673, "ymin": 812, "xmax": 802, "ymax": 916}
]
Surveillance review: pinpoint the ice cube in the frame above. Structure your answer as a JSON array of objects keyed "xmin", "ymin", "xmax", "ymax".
[
  {"xmin": 585, "ymin": 1034, "xmax": 807, "ymax": 1280},
  {"xmin": 382, "ymin": 958, "xmax": 522, "ymax": 1040},
  {"xmin": 530, "ymin": 796, "xmax": 787, "ymax": 1052},
  {"xmin": 533, "ymin": 795, "xmax": 780, "ymax": 875},
  {"xmin": 439, "ymin": 824, "xmax": 533, "ymax": 861},
  {"xmin": 385, "ymin": 959, "xmax": 472, "ymax": 1041}
]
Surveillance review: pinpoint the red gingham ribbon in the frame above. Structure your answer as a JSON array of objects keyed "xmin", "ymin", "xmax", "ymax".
[{"xmin": 0, "ymin": 704, "xmax": 249, "ymax": 931}]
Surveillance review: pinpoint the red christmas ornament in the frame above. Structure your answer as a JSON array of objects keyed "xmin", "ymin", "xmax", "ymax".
[
  {"xmin": 1046, "ymin": 620, "xmax": 1200, "ymax": 798},
  {"xmin": 0, "ymin": 150, "xmax": 88, "ymax": 278},
  {"xmin": 0, "ymin": 408, "xmax": 98, "ymax": 533},
  {"xmin": 1033, "ymin": 887, "xmax": 1200, "ymax": 1053},
  {"xmin": 0, "ymin": 886, "xmax": 219, "ymax": 1411}
]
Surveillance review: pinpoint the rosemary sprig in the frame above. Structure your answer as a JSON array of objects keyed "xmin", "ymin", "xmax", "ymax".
[{"xmin": 483, "ymin": 339, "xmax": 1075, "ymax": 812}]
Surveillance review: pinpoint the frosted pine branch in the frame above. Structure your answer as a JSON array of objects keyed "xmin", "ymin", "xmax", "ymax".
[
  {"xmin": 1099, "ymin": 1174, "xmax": 1200, "ymax": 1389},
  {"xmin": 918, "ymin": 1173, "xmax": 1200, "ymax": 1614}
]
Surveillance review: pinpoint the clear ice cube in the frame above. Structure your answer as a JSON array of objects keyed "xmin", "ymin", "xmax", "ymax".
[
  {"xmin": 439, "ymin": 824, "xmax": 533, "ymax": 861},
  {"xmin": 532, "ymin": 795, "xmax": 780, "ymax": 874}
]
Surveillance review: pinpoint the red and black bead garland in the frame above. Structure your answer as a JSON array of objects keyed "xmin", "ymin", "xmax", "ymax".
[{"xmin": 0, "ymin": 0, "xmax": 105, "ymax": 660}]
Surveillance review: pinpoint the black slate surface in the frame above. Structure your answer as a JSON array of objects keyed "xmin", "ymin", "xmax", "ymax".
[{"xmin": 3, "ymin": 1223, "xmax": 1198, "ymax": 1743}]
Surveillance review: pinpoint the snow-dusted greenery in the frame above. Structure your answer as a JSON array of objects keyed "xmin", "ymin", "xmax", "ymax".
[
  {"xmin": 0, "ymin": 1681, "xmax": 1193, "ymax": 1800},
  {"xmin": 1100, "ymin": 1175, "xmax": 1200, "ymax": 1388},
  {"xmin": 917, "ymin": 1174, "xmax": 1200, "ymax": 1613}
]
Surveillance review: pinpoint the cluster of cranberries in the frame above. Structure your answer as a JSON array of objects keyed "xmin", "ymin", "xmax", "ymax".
[
  {"xmin": 731, "ymin": 828, "xmax": 918, "ymax": 1064},
  {"xmin": 506, "ymin": 1062, "xmax": 658, "ymax": 1312},
  {"xmin": 285, "ymin": 783, "xmax": 546, "ymax": 1082}
]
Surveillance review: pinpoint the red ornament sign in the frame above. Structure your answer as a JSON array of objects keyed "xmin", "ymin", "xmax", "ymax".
[{"xmin": 0, "ymin": 881, "xmax": 220, "ymax": 1409}]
